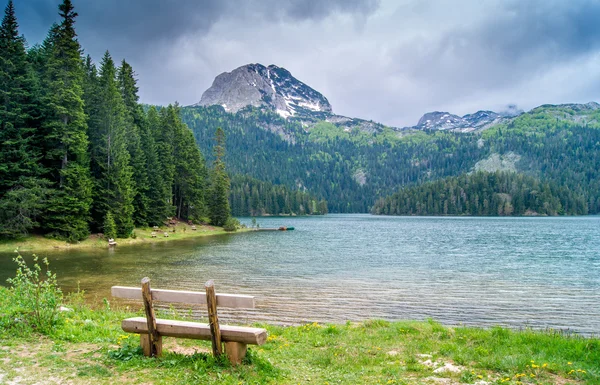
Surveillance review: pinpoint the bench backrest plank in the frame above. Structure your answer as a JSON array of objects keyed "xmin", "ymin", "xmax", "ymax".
[
  {"xmin": 122, "ymin": 317, "xmax": 267, "ymax": 345},
  {"xmin": 111, "ymin": 286, "xmax": 255, "ymax": 309}
]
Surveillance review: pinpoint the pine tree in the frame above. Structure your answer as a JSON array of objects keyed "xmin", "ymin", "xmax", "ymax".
[
  {"xmin": 143, "ymin": 107, "xmax": 170, "ymax": 225},
  {"xmin": 39, "ymin": 0, "xmax": 92, "ymax": 241},
  {"xmin": 0, "ymin": 0, "xmax": 40, "ymax": 192},
  {"xmin": 0, "ymin": 1, "xmax": 51, "ymax": 238},
  {"xmin": 208, "ymin": 127, "xmax": 231, "ymax": 226},
  {"xmin": 173, "ymin": 110, "xmax": 208, "ymax": 222},
  {"xmin": 102, "ymin": 211, "xmax": 116, "ymax": 240},
  {"xmin": 153, "ymin": 105, "xmax": 177, "ymax": 220},
  {"xmin": 118, "ymin": 60, "xmax": 150, "ymax": 226},
  {"xmin": 88, "ymin": 51, "xmax": 135, "ymax": 237}
]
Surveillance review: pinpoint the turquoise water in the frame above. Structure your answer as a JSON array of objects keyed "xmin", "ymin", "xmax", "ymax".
[{"xmin": 1, "ymin": 215, "xmax": 599, "ymax": 334}]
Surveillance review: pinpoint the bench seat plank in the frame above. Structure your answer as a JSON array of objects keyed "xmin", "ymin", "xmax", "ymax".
[
  {"xmin": 111, "ymin": 286, "xmax": 255, "ymax": 308},
  {"xmin": 122, "ymin": 317, "xmax": 267, "ymax": 345}
]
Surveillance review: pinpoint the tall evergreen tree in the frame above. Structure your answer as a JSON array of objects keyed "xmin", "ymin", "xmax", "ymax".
[
  {"xmin": 0, "ymin": 1, "xmax": 51, "ymax": 239},
  {"xmin": 143, "ymin": 107, "xmax": 170, "ymax": 225},
  {"xmin": 39, "ymin": 0, "xmax": 92, "ymax": 241},
  {"xmin": 118, "ymin": 60, "xmax": 150, "ymax": 226},
  {"xmin": 172, "ymin": 105, "xmax": 208, "ymax": 221},
  {"xmin": 154, "ymin": 106, "xmax": 177, "ymax": 219},
  {"xmin": 208, "ymin": 127, "xmax": 231, "ymax": 226},
  {"xmin": 0, "ymin": 0, "xmax": 40, "ymax": 193},
  {"xmin": 88, "ymin": 51, "xmax": 135, "ymax": 237}
]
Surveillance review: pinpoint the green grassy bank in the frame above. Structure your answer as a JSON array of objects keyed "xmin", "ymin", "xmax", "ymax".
[
  {"xmin": 0, "ymin": 223, "xmax": 250, "ymax": 253},
  {"xmin": 0, "ymin": 285, "xmax": 598, "ymax": 385}
]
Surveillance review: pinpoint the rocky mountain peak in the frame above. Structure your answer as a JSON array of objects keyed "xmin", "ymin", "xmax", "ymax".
[
  {"xmin": 413, "ymin": 109, "xmax": 507, "ymax": 132},
  {"xmin": 417, "ymin": 111, "xmax": 464, "ymax": 130},
  {"xmin": 194, "ymin": 63, "xmax": 332, "ymax": 119}
]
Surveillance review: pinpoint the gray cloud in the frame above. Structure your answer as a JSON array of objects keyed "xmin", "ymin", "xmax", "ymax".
[
  {"xmin": 19, "ymin": 0, "xmax": 378, "ymax": 48},
  {"xmin": 14, "ymin": 0, "xmax": 600, "ymax": 127}
]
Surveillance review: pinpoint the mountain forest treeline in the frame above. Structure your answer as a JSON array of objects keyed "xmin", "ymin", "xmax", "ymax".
[
  {"xmin": 0, "ymin": 0, "xmax": 231, "ymax": 241},
  {"xmin": 180, "ymin": 105, "xmax": 600, "ymax": 216},
  {"xmin": 180, "ymin": 106, "xmax": 486, "ymax": 213},
  {"xmin": 229, "ymin": 175, "xmax": 327, "ymax": 217},
  {"xmin": 371, "ymin": 171, "xmax": 588, "ymax": 216}
]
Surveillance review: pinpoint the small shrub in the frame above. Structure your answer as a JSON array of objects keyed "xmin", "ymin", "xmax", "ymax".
[
  {"xmin": 223, "ymin": 217, "xmax": 240, "ymax": 232},
  {"xmin": 6, "ymin": 252, "xmax": 63, "ymax": 334},
  {"xmin": 103, "ymin": 212, "xmax": 117, "ymax": 240}
]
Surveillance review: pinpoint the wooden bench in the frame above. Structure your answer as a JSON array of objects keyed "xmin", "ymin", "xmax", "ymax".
[{"xmin": 111, "ymin": 278, "xmax": 267, "ymax": 364}]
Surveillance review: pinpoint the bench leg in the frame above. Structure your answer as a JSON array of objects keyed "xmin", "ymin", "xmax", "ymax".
[
  {"xmin": 140, "ymin": 334, "xmax": 163, "ymax": 357},
  {"xmin": 224, "ymin": 341, "xmax": 247, "ymax": 365}
]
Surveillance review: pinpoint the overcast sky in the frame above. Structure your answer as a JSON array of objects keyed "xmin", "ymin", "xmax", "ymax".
[{"xmin": 14, "ymin": 0, "xmax": 600, "ymax": 127}]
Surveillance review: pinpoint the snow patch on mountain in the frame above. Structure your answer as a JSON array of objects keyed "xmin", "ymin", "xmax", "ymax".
[{"xmin": 411, "ymin": 110, "xmax": 510, "ymax": 132}]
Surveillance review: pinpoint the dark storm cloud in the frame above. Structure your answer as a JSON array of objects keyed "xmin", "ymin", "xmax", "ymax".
[{"xmin": 17, "ymin": 0, "xmax": 379, "ymax": 48}]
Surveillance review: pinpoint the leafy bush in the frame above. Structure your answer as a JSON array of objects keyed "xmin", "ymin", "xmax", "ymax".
[
  {"xmin": 5, "ymin": 252, "xmax": 63, "ymax": 334},
  {"xmin": 223, "ymin": 217, "xmax": 240, "ymax": 232}
]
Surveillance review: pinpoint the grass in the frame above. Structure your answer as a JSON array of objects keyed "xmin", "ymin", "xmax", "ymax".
[
  {"xmin": 0, "ymin": 223, "xmax": 250, "ymax": 253},
  {"xmin": 0, "ymin": 286, "xmax": 598, "ymax": 385}
]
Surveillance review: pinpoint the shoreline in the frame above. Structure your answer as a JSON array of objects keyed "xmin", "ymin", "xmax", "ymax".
[{"xmin": 0, "ymin": 224, "xmax": 251, "ymax": 253}]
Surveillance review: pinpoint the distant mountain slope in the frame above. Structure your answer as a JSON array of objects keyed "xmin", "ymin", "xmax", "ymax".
[
  {"xmin": 181, "ymin": 102, "xmax": 600, "ymax": 214},
  {"xmin": 181, "ymin": 106, "xmax": 484, "ymax": 213}
]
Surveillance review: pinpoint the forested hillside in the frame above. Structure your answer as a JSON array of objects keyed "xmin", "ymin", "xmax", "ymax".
[
  {"xmin": 229, "ymin": 175, "xmax": 327, "ymax": 217},
  {"xmin": 180, "ymin": 106, "xmax": 485, "ymax": 213},
  {"xmin": 0, "ymin": 0, "xmax": 228, "ymax": 240},
  {"xmin": 371, "ymin": 171, "xmax": 588, "ymax": 216},
  {"xmin": 180, "ymin": 105, "xmax": 600, "ymax": 215}
]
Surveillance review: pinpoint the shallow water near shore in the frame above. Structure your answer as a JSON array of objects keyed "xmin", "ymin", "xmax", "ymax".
[{"xmin": 1, "ymin": 214, "xmax": 599, "ymax": 335}]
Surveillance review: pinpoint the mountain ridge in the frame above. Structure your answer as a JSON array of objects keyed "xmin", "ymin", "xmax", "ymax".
[{"xmin": 193, "ymin": 63, "xmax": 530, "ymax": 133}]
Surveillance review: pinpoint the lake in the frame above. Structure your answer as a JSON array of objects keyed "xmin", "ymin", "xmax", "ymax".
[{"xmin": 1, "ymin": 215, "xmax": 599, "ymax": 335}]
